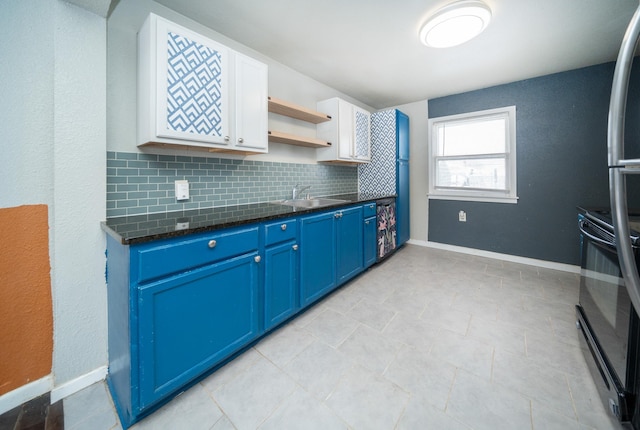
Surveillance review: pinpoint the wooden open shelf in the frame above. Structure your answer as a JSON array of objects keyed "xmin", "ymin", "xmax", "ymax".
[
  {"xmin": 267, "ymin": 130, "xmax": 331, "ymax": 148},
  {"xmin": 268, "ymin": 96, "xmax": 331, "ymax": 124}
]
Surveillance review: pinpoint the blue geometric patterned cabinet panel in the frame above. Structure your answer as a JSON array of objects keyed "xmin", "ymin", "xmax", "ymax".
[
  {"xmin": 166, "ymin": 31, "xmax": 224, "ymax": 138},
  {"xmin": 353, "ymin": 107, "xmax": 371, "ymax": 161}
]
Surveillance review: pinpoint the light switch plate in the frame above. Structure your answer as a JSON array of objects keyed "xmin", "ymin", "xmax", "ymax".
[{"xmin": 175, "ymin": 180, "xmax": 189, "ymax": 201}]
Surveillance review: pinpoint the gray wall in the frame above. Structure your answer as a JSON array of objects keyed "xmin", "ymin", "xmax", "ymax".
[{"xmin": 428, "ymin": 61, "xmax": 640, "ymax": 265}]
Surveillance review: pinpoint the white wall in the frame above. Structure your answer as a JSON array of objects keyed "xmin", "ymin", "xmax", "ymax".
[
  {"xmin": 0, "ymin": 1, "xmax": 55, "ymax": 207},
  {"xmin": 107, "ymin": 0, "xmax": 375, "ymax": 163},
  {"xmin": 0, "ymin": 0, "xmax": 108, "ymax": 406},
  {"xmin": 51, "ymin": 0, "xmax": 107, "ymax": 388}
]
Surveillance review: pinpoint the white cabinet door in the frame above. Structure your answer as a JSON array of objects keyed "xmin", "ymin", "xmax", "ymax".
[
  {"xmin": 138, "ymin": 13, "xmax": 268, "ymax": 154},
  {"xmin": 234, "ymin": 52, "xmax": 268, "ymax": 152},
  {"xmin": 337, "ymin": 99, "xmax": 353, "ymax": 160}
]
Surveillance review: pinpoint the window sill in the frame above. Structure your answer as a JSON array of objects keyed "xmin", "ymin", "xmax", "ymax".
[{"xmin": 428, "ymin": 193, "xmax": 519, "ymax": 204}]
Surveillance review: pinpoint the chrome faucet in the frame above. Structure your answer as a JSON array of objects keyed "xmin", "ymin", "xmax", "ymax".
[{"xmin": 292, "ymin": 184, "xmax": 311, "ymax": 200}]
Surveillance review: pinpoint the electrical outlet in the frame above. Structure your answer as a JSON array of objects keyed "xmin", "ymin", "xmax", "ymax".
[
  {"xmin": 458, "ymin": 210, "xmax": 467, "ymax": 222},
  {"xmin": 176, "ymin": 218, "xmax": 189, "ymax": 230},
  {"xmin": 175, "ymin": 180, "xmax": 189, "ymax": 201}
]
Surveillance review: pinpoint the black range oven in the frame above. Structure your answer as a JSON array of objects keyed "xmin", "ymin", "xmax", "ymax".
[{"xmin": 577, "ymin": 208, "xmax": 640, "ymax": 426}]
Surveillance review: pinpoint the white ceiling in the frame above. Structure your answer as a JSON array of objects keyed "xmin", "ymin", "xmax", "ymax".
[{"xmin": 156, "ymin": 0, "xmax": 639, "ymax": 109}]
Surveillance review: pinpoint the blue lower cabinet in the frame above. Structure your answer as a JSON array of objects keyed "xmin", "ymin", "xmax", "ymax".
[
  {"xmin": 364, "ymin": 215, "xmax": 377, "ymax": 268},
  {"xmin": 299, "ymin": 211, "xmax": 337, "ymax": 306},
  {"xmin": 336, "ymin": 206, "xmax": 364, "ymax": 284},
  {"xmin": 106, "ymin": 226, "xmax": 261, "ymax": 428},
  {"xmin": 264, "ymin": 240, "xmax": 298, "ymax": 330},
  {"xmin": 106, "ymin": 204, "xmax": 376, "ymax": 428},
  {"xmin": 137, "ymin": 252, "xmax": 259, "ymax": 409},
  {"xmin": 300, "ymin": 205, "xmax": 365, "ymax": 306}
]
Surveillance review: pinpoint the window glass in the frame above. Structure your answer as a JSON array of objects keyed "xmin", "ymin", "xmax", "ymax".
[{"xmin": 428, "ymin": 106, "xmax": 517, "ymax": 203}]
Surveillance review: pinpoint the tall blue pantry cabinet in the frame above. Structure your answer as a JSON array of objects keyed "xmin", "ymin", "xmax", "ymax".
[{"xmin": 359, "ymin": 109, "xmax": 410, "ymax": 247}]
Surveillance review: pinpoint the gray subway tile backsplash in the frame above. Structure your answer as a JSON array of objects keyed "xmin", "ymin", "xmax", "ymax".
[{"xmin": 106, "ymin": 151, "xmax": 358, "ymax": 217}]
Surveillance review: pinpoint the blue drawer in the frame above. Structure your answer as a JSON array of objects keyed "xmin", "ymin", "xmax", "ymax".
[
  {"xmin": 134, "ymin": 227, "xmax": 259, "ymax": 283},
  {"xmin": 363, "ymin": 202, "xmax": 377, "ymax": 218},
  {"xmin": 264, "ymin": 219, "xmax": 297, "ymax": 246}
]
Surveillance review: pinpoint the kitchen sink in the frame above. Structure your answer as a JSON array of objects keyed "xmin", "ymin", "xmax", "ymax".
[{"xmin": 272, "ymin": 198, "xmax": 349, "ymax": 208}]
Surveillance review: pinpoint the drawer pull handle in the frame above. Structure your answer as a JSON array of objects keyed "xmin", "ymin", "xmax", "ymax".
[
  {"xmin": 208, "ymin": 240, "xmax": 217, "ymax": 249},
  {"xmin": 281, "ymin": 224, "xmax": 287, "ymax": 231},
  {"xmin": 254, "ymin": 255, "xmax": 261, "ymax": 263},
  {"xmin": 293, "ymin": 244, "xmax": 298, "ymax": 251},
  {"xmin": 365, "ymin": 220, "xmax": 370, "ymax": 225}
]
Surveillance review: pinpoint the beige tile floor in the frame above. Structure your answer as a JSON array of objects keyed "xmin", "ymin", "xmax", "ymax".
[{"xmin": 63, "ymin": 245, "xmax": 625, "ymax": 430}]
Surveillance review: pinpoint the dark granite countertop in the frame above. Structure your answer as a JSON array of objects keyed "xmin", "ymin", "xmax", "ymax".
[{"xmin": 102, "ymin": 193, "xmax": 395, "ymax": 245}]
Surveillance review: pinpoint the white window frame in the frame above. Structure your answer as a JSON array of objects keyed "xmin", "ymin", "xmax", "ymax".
[{"xmin": 428, "ymin": 106, "xmax": 518, "ymax": 204}]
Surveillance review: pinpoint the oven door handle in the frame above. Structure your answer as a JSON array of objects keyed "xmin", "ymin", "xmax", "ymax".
[{"xmin": 579, "ymin": 219, "xmax": 616, "ymax": 248}]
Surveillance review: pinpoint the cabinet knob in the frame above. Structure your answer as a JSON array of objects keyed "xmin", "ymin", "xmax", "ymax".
[
  {"xmin": 254, "ymin": 255, "xmax": 261, "ymax": 263},
  {"xmin": 365, "ymin": 220, "xmax": 370, "ymax": 225},
  {"xmin": 292, "ymin": 244, "xmax": 298, "ymax": 251},
  {"xmin": 238, "ymin": 137, "xmax": 244, "ymax": 143},
  {"xmin": 224, "ymin": 136, "xmax": 230, "ymax": 142},
  {"xmin": 281, "ymin": 224, "xmax": 287, "ymax": 231},
  {"xmin": 208, "ymin": 240, "xmax": 217, "ymax": 249},
  {"xmin": 334, "ymin": 212, "xmax": 343, "ymax": 219}
]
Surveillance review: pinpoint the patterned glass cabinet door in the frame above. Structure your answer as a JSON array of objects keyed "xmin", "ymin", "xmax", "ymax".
[{"xmin": 353, "ymin": 106, "xmax": 371, "ymax": 161}]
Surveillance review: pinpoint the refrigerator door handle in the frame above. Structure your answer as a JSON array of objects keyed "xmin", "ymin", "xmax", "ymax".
[{"xmin": 608, "ymin": 4, "xmax": 640, "ymax": 315}]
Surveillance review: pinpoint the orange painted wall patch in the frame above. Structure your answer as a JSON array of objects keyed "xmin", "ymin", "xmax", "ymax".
[{"xmin": 0, "ymin": 205, "xmax": 53, "ymax": 396}]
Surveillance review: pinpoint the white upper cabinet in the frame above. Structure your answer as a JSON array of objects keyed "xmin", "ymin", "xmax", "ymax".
[
  {"xmin": 316, "ymin": 98, "xmax": 371, "ymax": 163},
  {"xmin": 137, "ymin": 13, "xmax": 268, "ymax": 154},
  {"xmin": 234, "ymin": 52, "xmax": 268, "ymax": 152}
]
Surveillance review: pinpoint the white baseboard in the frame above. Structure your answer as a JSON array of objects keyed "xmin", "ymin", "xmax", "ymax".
[
  {"xmin": 50, "ymin": 366, "xmax": 108, "ymax": 403},
  {"xmin": 407, "ymin": 239, "xmax": 580, "ymax": 274},
  {"xmin": 0, "ymin": 375, "xmax": 53, "ymax": 415},
  {"xmin": 407, "ymin": 239, "xmax": 428, "ymax": 247}
]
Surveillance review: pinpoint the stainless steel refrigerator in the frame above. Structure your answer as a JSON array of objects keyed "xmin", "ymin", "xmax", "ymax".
[
  {"xmin": 576, "ymin": 4, "xmax": 640, "ymax": 427},
  {"xmin": 359, "ymin": 109, "xmax": 410, "ymax": 249}
]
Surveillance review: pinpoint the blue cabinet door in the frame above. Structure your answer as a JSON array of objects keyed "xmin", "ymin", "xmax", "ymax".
[
  {"xmin": 336, "ymin": 206, "xmax": 364, "ymax": 284},
  {"xmin": 299, "ymin": 211, "xmax": 336, "ymax": 306},
  {"xmin": 264, "ymin": 240, "xmax": 298, "ymax": 331},
  {"xmin": 397, "ymin": 159, "xmax": 410, "ymax": 246},
  {"xmin": 137, "ymin": 252, "xmax": 259, "ymax": 409},
  {"xmin": 396, "ymin": 110, "xmax": 410, "ymax": 246},
  {"xmin": 364, "ymin": 216, "xmax": 377, "ymax": 268}
]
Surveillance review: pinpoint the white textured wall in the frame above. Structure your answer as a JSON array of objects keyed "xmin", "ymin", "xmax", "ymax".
[
  {"xmin": 0, "ymin": 1, "xmax": 55, "ymax": 208},
  {"xmin": 51, "ymin": 1, "xmax": 107, "ymax": 385},
  {"xmin": 107, "ymin": 0, "xmax": 373, "ymax": 163}
]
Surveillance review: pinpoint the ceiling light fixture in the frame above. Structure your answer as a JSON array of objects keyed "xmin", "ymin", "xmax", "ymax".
[{"xmin": 419, "ymin": 0, "xmax": 492, "ymax": 48}]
